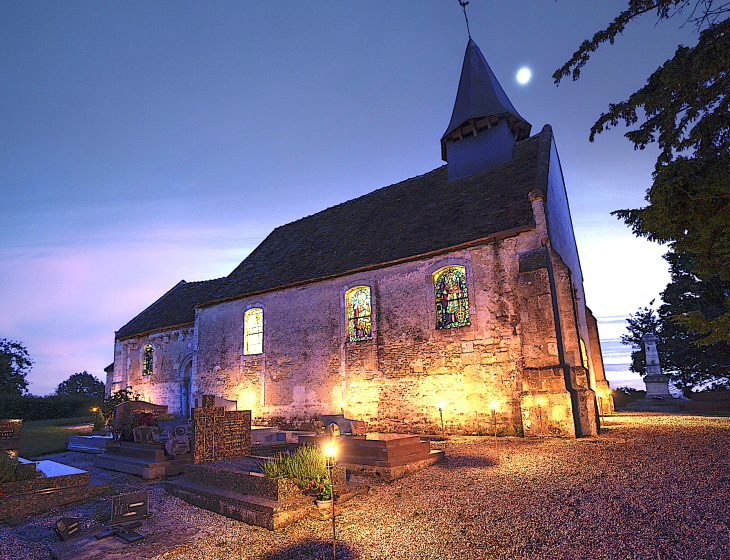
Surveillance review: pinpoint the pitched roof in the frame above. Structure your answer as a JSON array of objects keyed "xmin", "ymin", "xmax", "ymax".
[
  {"xmin": 116, "ymin": 278, "xmax": 225, "ymax": 340},
  {"xmin": 442, "ymin": 39, "xmax": 531, "ymax": 160},
  {"xmin": 215, "ymin": 125, "xmax": 550, "ymax": 303},
  {"xmin": 117, "ymin": 125, "xmax": 553, "ymax": 336}
]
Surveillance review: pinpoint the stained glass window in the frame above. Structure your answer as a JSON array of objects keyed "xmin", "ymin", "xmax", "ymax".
[
  {"xmin": 142, "ymin": 344, "xmax": 153, "ymax": 376},
  {"xmin": 434, "ymin": 266, "xmax": 470, "ymax": 329},
  {"xmin": 346, "ymin": 286, "xmax": 372, "ymax": 342},
  {"xmin": 244, "ymin": 308, "xmax": 264, "ymax": 355}
]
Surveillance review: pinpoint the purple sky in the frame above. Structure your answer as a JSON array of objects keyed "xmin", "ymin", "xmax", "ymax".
[{"xmin": 1, "ymin": 1, "xmax": 697, "ymax": 395}]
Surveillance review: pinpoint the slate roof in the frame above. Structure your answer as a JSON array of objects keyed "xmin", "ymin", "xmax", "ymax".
[
  {"xmin": 216, "ymin": 124, "xmax": 550, "ymax": 302},
  {"xmin": 116, "ymin": 278, "xmax": 225, "ymax": 340},
  {"xmin": 117, "ymin": 124, "xmax": 552, "ymax": 338},
  {"xmin": 442, "ymin": 39, "xmax": 531, "ymax": 159}
]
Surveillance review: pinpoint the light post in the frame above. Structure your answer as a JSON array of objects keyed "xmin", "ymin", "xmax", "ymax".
[
  {"xmin": 438, "ymin": 402, "xmax": 445, "ymax": 436},
  {"xmin": 491, "ymin": 401, "xmax": 499, "ymax": 460},
  {"xmin": 325, "ymin": 441, "xmax": 337, "ymax": 559},
  {"xmin": 597, "ymin": 390, "xmax": 603, "ymax": 419},
  {"xmin": 537, "ymin": 399, "xmax": 544, "ymax": 436}
]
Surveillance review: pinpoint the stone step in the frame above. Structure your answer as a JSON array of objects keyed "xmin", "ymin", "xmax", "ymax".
[
  {"xmin": 93, "ymin": 454, "xmax": 191, "ymax": 479},
  {"xmin": 102, "ymin": 443, "xmax": 166, "ymax": 462},
  {"xmin": 165, "ymin": 477, "xmax": 368, "ymax": 530},
  {"xmin": 0, "ymin": 482, "xmax": 110, "ymax": 521},
  {"xmin": 182, "ymin": 463, "xmax": 303, "ymax": 500}
]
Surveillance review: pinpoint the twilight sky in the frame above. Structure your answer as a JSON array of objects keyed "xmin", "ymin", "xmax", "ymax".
[{"xmin": 0, "ymin": 1, "xmax": 698, "ymax": 396}]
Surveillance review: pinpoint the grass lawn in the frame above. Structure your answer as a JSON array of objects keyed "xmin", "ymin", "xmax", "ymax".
[{"xmin": 19, "ymin": 416, "xmax": 94, "ymax": 459}]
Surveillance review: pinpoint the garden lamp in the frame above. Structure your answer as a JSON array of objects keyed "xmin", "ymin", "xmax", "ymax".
[{"xmin": 325, "ymin": 441, "xmax": 337, "ymax": 559}]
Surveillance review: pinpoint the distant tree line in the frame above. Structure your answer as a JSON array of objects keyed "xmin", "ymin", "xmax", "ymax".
[{"xmin": 0, "ymin": 338, "xmax": 105, "ymax": 420}]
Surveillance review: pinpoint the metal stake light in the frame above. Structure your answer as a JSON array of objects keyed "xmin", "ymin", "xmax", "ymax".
[
  {"xmin": 325, "ymin": 441, "xmax": 337, "ymax": 559},
  {"xmin": 438, "ymin": 402, "xmax": 445, "ymax": 436}
]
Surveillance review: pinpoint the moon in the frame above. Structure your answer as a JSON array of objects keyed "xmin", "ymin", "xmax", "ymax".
[{"xmin": 517, "ymin": 68, "xmax": 531, "ymax": 84}]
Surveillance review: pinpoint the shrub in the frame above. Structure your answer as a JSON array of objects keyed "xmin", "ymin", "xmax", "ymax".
[{"xmin": 0, "ymin": 454, "xmax": 46, "ymax": 484}]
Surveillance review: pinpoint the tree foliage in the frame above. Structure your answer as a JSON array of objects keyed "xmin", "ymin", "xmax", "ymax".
[
  {"xmin": 621, "ymin": 252, "xmax": 730, "ymax": 395},
  {"xmin": 56, "ymin": 371, "xmax": 105, "ymax": 399},
  {"xmin": 101, "ymin": 386, "xmax": 140, "ymax": 420},
  {"xmin": 0, "ymin": 338, "xmax": 32, "ymax": 396},
  {"xmin": 556, "ymin": 2, "xmax": 730, "ymax": 344}
]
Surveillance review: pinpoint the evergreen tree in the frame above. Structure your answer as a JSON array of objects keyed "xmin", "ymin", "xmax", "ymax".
[
  {"xmin": 556, "ymin": 2, "xmax": 730, "ymax": 344},
  {"xmin": 622, "ymin": 252, "xmax": 730, "ymax": 395}
]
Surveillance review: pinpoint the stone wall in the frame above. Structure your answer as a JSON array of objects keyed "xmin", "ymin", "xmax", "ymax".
[
  {"xmin": 189, "ymin": 196, "xmax": 601, "ymax": 437},
  {"xmin": 112, "ymin": 327, "xmax": 195, "ymax": 415},
  {"xmin": 110, "ymin": 183, "xmax": 606, "ymax": 438}
]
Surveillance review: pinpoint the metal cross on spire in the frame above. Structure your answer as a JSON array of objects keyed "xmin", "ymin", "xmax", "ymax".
[{"xmin": 458, "ymin": 0, "xmax": 471, "ymax": 39}]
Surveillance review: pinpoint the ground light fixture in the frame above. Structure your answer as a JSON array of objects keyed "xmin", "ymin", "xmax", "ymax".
[
  {"xmin": 325, "ymin": 440, "xmax": 337, "ymax": 559},
  {"xmin": 437, "ymin": 402, "xmax": 445, "ymax": 435},
  {"xmin": 491, "ymin": 402, "xmax": 499, "ymax": 460},
  {"xmin": 597, "ymin": 390, "xmax": 603, "ymax": 419}
]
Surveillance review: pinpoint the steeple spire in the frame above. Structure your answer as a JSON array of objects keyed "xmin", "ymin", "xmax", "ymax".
[{"xmin": 441, "ymin": 39, "xmax": 532, "ymax": 180}]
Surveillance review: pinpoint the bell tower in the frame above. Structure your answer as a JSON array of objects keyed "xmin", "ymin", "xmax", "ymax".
[{"xmin": 442, "ymin": 39, "xmax": 531, "ymax": 181}]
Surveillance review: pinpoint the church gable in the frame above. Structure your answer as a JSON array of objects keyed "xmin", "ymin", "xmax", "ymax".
[{"xmin": 116, "ymin": 277, "xmax": 225, "ymax": 340}]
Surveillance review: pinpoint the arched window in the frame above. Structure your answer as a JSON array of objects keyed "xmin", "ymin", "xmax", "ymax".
[
  {"xmin": 244, "ymin": 308, "xmax": 264, "ymax": 355},
  {"xmin": 346, "ymin": 286, "xmax": 372, "ymax": 342},
  {"xmin": 142, "ymin": 344, "xmax": 154, "ymax": 376},
  {"xmin": 433, "ymin": 265, "xmax": 470, "ymax": 329}
]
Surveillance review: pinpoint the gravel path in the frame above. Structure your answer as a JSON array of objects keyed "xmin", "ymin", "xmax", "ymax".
[{"xmin": 1, "ymin": 413, "xmax": 728, "ymax": 560}]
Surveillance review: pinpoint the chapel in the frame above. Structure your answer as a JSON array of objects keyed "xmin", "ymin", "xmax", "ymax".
[{"xmin": 107, "ymin": 39, "xmax": 613, "ymax": 437}]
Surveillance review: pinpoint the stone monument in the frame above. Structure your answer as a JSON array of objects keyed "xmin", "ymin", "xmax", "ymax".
[{"xmin": 627, "ymin": 333, "xmax": 683, "ymax": 412}]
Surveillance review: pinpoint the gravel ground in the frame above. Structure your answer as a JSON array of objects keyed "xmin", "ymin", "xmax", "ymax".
[{"xmin": 1, "ymin": 413, "xmax": 728, "ymax": 560}]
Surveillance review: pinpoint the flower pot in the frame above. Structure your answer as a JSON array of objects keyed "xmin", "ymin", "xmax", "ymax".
[{"xmin": 315, "ymin": 499, "xmax": 332, "ymax": 510}]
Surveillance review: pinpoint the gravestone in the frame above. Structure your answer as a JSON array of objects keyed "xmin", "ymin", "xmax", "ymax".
[
  {"xmin": 54, "ymin": 517, "xmax": 80, "ymax": 541},
  {"xmin": 110, "ymin": 490, "xmax": 150, "ymax": 525},
  {"xmin": 113, "ymin": 401, "xmax": 168, "ymax": 432},
  {"xmin": 154, "ymin": 420, "xmax": 193, "ymax": 456},
  {"xmin": 0, "ymin": 419, "xmax": 22, "ymax": 459},
  {"xmin": 192, "ymin": 396, "xmax": 251, "ymax": 464}
]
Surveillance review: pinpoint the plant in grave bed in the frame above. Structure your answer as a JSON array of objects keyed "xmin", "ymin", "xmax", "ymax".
[
  {"xmin": 0, "ymin": 453, "xmax": 46, "ymax": 484},
  {"xmin": 257, "ymin": 444, "xmax": 329, "ymax": 488},
  {"xmin": 308, "ymin": 474, "xmax": 332, "ymax": 501}
]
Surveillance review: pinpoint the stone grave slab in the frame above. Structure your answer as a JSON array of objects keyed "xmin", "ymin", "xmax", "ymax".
[
  {"xmin": 165, "ymin": 456, "xmax": 368, "ymax": 530},
  {"xmin": 48, "ymin": 512, "xmax": 209, "ymax": 560},
  {"xmin": 0, "ymin": 418, "xmax": 22, "ymax": 459},
  {"xmin": 298, "ymin": 433, "xmax": 446, "ymax": 481},
  {"xmin": 0, "ymin": 460, "xmax": 109, "ymax": 520}
]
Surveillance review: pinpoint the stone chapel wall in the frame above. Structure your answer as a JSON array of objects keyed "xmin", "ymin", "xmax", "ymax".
[
  {"xmin": 192, "ymin": 207, "xmax": 596, "ymax": 435},
  {"xmin": 112, "ymin": 327, "xmax": 195, "ymax": 415}
]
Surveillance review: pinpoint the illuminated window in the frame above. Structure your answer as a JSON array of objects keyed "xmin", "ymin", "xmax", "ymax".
[
  {"xmin": 142, "ymin": 344, "xmax": 154, "ymax": 376},
  {"xmin": 433, "ymin": 265, "xmax": 470, "ymax": 329},
  {"xmin": 346, "ymin": 286, "xmax": 372, "ymax": 342},
  {"xmin": 244, "ymin": 308, "xmax": 264, "ymax": 355},
  {"xmin": 579, "ymin": 339, "xmax": 589, "ymax": 369}
]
